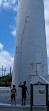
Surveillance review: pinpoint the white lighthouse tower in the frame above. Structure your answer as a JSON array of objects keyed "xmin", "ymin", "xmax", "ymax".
[{"xmin": 12, "ymin": 0, "xmax": 48, "ymax": 97}]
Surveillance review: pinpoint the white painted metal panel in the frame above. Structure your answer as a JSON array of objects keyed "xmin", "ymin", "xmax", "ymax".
[{"xmin": 33, "ymin": 85, "xmax": 46, "ymax": 106}]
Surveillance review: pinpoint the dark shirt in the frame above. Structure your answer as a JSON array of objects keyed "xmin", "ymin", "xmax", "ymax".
[{"xmin": 19, "ymin": 84, "xmax": 27, "ymax": 98}]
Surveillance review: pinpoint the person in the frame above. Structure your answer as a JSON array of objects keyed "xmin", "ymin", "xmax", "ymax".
[
  {"xmin": 11, "ymin": 85, "xmax": 17, "ymax": 105},
  {"xmin": 18, "ymin": 81, "xmax": 29, "ymax": 105}
]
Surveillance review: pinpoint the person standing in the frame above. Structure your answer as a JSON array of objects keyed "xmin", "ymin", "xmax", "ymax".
[
  {"xmin": 11, "ymin": 85, "xmax": 17, "ymax": 105},
  {"xmin": 18, "ymin": 81, "xmax": 29, "ymax": 105}
]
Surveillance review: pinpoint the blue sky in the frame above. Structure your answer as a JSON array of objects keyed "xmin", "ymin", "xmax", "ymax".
[
  {"xmin": 0, "ymin": 10, "xmax": 16, "ymax": 54},
  {"xmin": 0, "ymin": 0, "xmax": 18, "ymax": 75},
  {"xmin": 0, "ymin": 0, "xmax": 49, "ymax": 76}
]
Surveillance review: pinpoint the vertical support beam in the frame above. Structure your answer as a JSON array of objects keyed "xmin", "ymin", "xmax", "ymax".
[
  {"xmin": 46, "ymin": 84, "xmax": 48, "ymax": 111},
  {"xmin": 30, "ymin": 84, "xmax": 33, "ymax": 111}
]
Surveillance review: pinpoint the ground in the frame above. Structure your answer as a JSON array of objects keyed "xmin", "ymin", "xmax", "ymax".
[{"xmin": 0, "ymin": 87, "xmax": 30, "ymax": 105}]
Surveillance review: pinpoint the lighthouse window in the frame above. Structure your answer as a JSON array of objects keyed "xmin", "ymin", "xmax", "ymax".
[
  {"xmin": 16, "ymin": 46, "xmax": 19, "ymax": 53},
  {"xmin": 19, "ymin": 0, "xmax": 21, "ymax": 1},
  {"xmin": 25, "ymin": 16, "xmax": 30, "ymax": 22}
]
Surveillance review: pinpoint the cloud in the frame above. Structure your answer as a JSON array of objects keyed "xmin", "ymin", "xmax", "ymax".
[
  {"xmin": 44, "ymin": 0, "xmax": 49, "ymax": 57},
  {"xmin": 0, "ymin": 43, "xmax": 4, "ymax": 51},
  {"xmin": 0, "ymin": 0, "xmax": 2, "ymax": 6},
  {"xmin": 10, "ymin": 25, "xmax": 16, "ymax": 36},
  {"xmin": 0, "ymin": 43, "xmax": 14, "ymax": 76},
  {"xmin": 45, "ymin": 24, "xmax": 49, "ymax": 57},
  {"xmin": 0, "ymin": 0, "xmax": 18, "ymax": 11},
  {"xmin": 11, "ymin": 29, "xmax": 16, "ymax": 36}
]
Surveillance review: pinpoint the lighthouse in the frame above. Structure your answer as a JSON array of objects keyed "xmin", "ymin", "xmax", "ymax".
[{"xmin": 12, "ymin": 0, "xmax": 48, "ymax": 97}]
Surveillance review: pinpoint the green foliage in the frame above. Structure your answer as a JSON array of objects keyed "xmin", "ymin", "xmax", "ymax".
[{"xmin": 0, "ymin": 74, "xmax": 12, "ymax": 87}]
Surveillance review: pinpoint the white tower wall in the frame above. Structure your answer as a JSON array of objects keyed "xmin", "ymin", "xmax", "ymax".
[{"xmin": 12, "ymin": 0, "xmax": 48, "ymax": 97}]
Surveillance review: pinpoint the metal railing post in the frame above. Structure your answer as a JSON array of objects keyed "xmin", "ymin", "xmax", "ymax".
[{"xmin": 30, "ymin": 84, "xmax": 33, "ymax": 111}]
